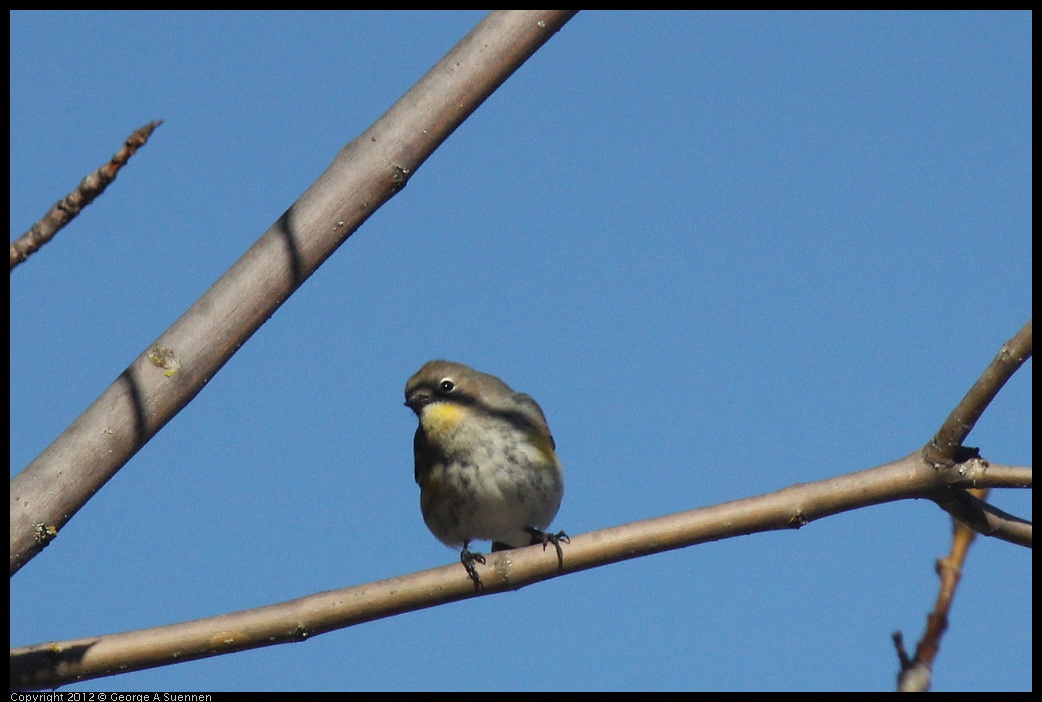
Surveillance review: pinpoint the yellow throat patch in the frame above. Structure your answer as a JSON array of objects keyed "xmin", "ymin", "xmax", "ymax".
[{"xmin": 422, "ymin": 402, "xmax": 467, "ymax": 439}]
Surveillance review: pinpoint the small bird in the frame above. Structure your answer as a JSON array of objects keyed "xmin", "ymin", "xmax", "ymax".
[{"xmin": 405, "ymin": 360, "xmax": 567, "ymax": 587}]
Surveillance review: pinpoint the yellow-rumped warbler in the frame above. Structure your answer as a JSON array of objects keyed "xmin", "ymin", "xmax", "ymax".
[{"xmin": 405, "ymin": 360, "xmax": 567, "ymax": 587}]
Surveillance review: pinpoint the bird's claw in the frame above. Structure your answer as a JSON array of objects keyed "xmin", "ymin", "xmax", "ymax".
[
  {"xmin": 527, "ymin": 527, "xmax": 570, "ymax": 568},
  {"xmin": 460, "ymin": 544, "xmax": 487, "ymax": 589}
]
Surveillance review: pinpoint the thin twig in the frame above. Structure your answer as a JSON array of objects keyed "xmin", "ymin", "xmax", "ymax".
[
  {"xmin": 9, "ymin": 120, "xmax": 163, "ymax": 272},
  {"xmin": 895, "ymin": 489, "xmax": 988, "ymax": 691},
  {"xmin": 924, "ymin": 320, "xmax": 1032, "ymax": 467}
]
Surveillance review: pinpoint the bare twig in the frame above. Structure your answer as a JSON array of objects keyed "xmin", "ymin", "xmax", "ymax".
[
  {"xmin": 924, "ymin": 320, "xmax": 1032, "ymax": 467},
  {"xmin": 922, "ymin": 321, "xmax": 1033, "ymax": 546},
  {"xmin": 895, "ymin": 489, "xmax": 988, "ymax": 692},
  {"xmin": 932, "ymin": 480, "xmax": 1031, "ymax": 547},
  {"xmin": 9, "ymin": 121, "xmax": 163, "ymax": 272}
]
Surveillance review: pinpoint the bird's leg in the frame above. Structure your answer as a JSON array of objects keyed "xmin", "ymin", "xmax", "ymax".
[
  {"xmin": 460, "ymin": 541, "xmax": 486, "ymax": 589},
  {"xmin": 525, "ymin": 527, "xmax": 570, "ymax": 569}
]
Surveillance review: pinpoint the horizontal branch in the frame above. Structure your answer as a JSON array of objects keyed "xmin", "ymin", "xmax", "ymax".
[{"xmin": 10, "ymin": 450, "xmax": 1029, "ymax": 689}]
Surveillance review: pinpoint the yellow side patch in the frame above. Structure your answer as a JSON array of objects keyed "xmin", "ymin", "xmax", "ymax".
[
  {"xmin": 423, "ymin": 402, "xmax": 467, "ymax": 439},
  {"xmin": 527, "ymin": 431, "xmax": 558, "ymax": 463}
]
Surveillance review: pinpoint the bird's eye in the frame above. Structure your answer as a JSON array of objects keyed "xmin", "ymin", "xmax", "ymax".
[{"xmin": 438, "ymin": 378, "xmax": 455, "ymax": 394}]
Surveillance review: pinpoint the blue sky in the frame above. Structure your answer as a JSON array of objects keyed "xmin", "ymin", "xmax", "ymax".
[{"xmin": 9, "ymin": 11, "xmax": 1031, "ymax": 692}]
